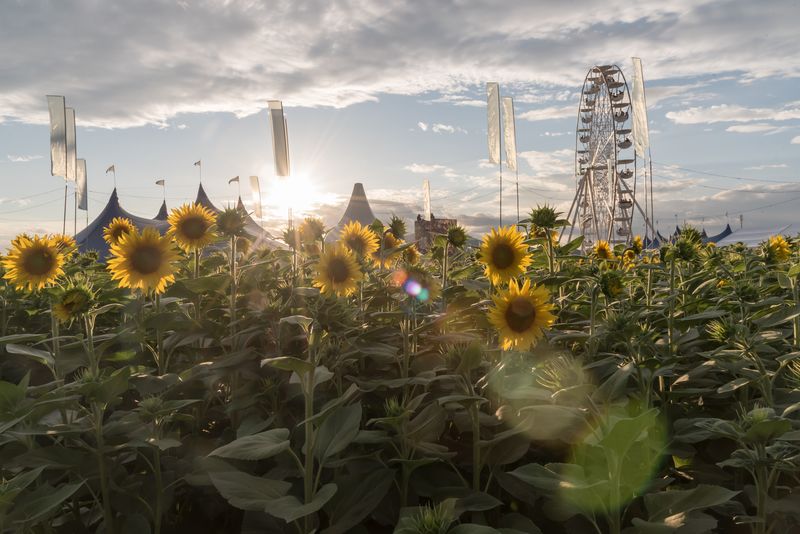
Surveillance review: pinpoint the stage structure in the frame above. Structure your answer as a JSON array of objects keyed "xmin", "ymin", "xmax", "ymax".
[{"xmin": 562, "ymin": 64, "xmax": 655, "ymax": 247}]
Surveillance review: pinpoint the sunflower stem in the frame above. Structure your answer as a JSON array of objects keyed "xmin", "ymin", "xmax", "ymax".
[
  {"xmin": 792, "ymin": 278, "xmax": 799, "ymax": 350},
  {"xmin": 441, "ymin": 242, "xmax": 448, "ymax": 313},
  {"xmin": 303, "ymin": 325, "xmax": 317, "ymax": 534},
  {"xmin": 229, "ymin": 236, "xmax": 237, "ymax": 337},
  {"xmin": 469, "ymin": 401, "xmax": 481, "ymax": 492},
  {"xmin": 50, "ymin": 300, "xmax": 61, "ymax": 369},
  {"xmin": 155, "ymin": 293, "xmax": 164, "ymax": 375},
  {"xmin": 668, "ymin": 257, "xmax": 676, "ymax": 357},
  {"xmin": 94, "ymin": 401, "xmax": 116, "ymax": 534},
  {"xmin": 589, "ymin": 285, "xmax": 598, "ymax": 359}
]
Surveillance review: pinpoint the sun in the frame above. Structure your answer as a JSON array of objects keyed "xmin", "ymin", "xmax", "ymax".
[{"xmin": 265, "ymin": 173, "xmax": 320, "ymax": 219}]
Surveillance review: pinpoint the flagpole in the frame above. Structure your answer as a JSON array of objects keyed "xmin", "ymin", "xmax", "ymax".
[
  {"xmin": 497, "ymin": 96, "xmax": 503, "ymax": 227},
  {"xmin": 515, "ymin": 167, "xmax": 520, "ymax": 225},
  {"xmin": 62, "ymin": 181, "xmax": 68, "ymax": 234},
  {"xmin": 73, "ymin": 186, "xmax": 77, "ymax": 237}
]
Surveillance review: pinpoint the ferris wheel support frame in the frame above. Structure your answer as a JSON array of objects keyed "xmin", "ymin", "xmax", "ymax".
[{"xmin": 560, "ymin": 64, "xmax": 654, "ymax": 249}]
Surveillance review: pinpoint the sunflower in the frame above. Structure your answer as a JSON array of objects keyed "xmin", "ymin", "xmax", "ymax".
[
  {"xmin": 372, "ymin": 231, "xmax": 403, "ymax": 269},
  {"xmin": 631, "ymin": 235, "xmax": 644, "ymax": 254},
  {"xmin": 478, "ymin": 226, "xmax": 532, "ymax": 285},
  {"xmin": 313, "ymin": 245, "xmax": 363, "ymax": 297},
  {"xmin": 766, "ymin": 235, "xmax": 790, "ymax": 263},
  {"xmin": 167, "ymin": 203, "xmax": 217, "ymax": 251},
  {"xmin": 299, "ymin": 217, "xmax": 325, "ymax": 244},
  {"xmin": 107, "ymin": 228, "xmax": 180, "ymax": 294},
  {"xmin": 488, "ymin": 278, "xmax": 555, "ymax": 350},
  {"xmin": 236, "ymin": 236, "xmax": 252, "ymax": 257},
  {"xmin": 2, "ymin": 234, "xmax": 65, "ymax": 291},
  {"xmin": 217, "ymin": 207, "xmax": 247, "ymax": 238},
  {"xmin": 593, "ymin": 240, "xmax": 614, "ymax": 261},
  {"xmin": 622, "ymin": 249, "xmax": 636, "ymax": 268},
  {"xmin": 51, "ymin": 234, "xmax": 77, "ymax": 258},
  {"xmin": 599, "ymin": 269, "xmax": 624, "ymax": 299},
  {"xmin": 402, "ymin": 244, "xmax": 420, "ymax": 265},
  {"xmin": 447, "ymin": 225, "xmax": 468, "ymax": 248},
  {"xmin": 53, "ymin": 284, "xmax": 93, "ymax": 322},
  {"xmin": 103, "ymin": 217, "xmax": 136, "ymax": 246},
  {"xmin": 340, "ymin": 220, "xmax": 379, "ymax": 259}
]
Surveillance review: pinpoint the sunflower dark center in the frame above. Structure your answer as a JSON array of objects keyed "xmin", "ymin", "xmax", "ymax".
[
  {"xmin": 346, "ymin": 237, "xmax": 364, "ymax": 255},
  {"xmin": 491, "ymin": 243, "xmax": 515, "ymax": 269},
  {"xmin": 112, "ymin": 226, "xmax": 129, "ymax": 240},
  {"xmin": 130, "ymin": 245, "xmax": 163, "ymax": 275},
  {"xmin": 180, "ymin": 217, "xmax": 208, "ymax": 240},
  {"xmin": 22, "ymin": 248, "xmax": 55, "ymax": 276},
  {"xmin": 328, "ymin": 257, "xmax": 351, "ymax": 284},
  {"xmin": 504, "ymin": 297, "xmax": 536, "ymax": 333}
]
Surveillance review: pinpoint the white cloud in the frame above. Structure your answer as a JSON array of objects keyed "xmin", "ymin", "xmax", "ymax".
[
  {"xmin": 2, "ymin": 0, "xmax": 800, "ymax": 127},
  {"xmin": 417, "ymin": 121, "xmax": 428, "ymax": 131},
  {"xmin": 7, "ymin": 154, "xmax": 42, "ymax": 162},
  {"xmin": 518, "ymin": 105, "xmax": 575, "ymax": 122},
  {"xmin": 745, "ymin": 163, "xmax": 788, "ymax": 170},
  {"xmin": 404, "ymin": 163, "xmax": 450, "ymax": 174},
  {"xmin": 792, "ymin": 136, "xmax": 800, "ymax": 144},
  {"xmin": 726, "ymin": 123, "xmax": 790, "ymax": 135},
  {"xmin": 519, "ymin": 149, "xmax": 574, "ymax": 176},
  {"xmin": 432, "ymin": 123, "xmax": 454, "ymax": 133},
  {"xmin": 666, "ymin": 104, "xmax": 800, "ymax": 125}
]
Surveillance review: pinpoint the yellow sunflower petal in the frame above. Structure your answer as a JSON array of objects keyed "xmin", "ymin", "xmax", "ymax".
[
  {"xmin": 107, "ymin": 227, "xmax": 180, "ymax": 294},
  {"xmin": 313, "ymin": 245, "xmax": 363, "ymax": 297},
  {"xmin": 488, "ymin": 278, "xmax": 555, "ymax": 350},
  {"xmin": 103, "ymin": 217, "xmax": 136, "ymax": 246},
  {"xmin": 2, "ymin": 234, "xmax": 65, "ymax": 291},
  {"xmin": 167, "ymin": 203, "xmax": 217, "ymax": 251},
  {"xmin": 339, "ymin": 220, "xmax": 379, "ymax": 259},
  {"xmin": 478, "ymin": 226, "xmax": 533, "ymax": 285}
]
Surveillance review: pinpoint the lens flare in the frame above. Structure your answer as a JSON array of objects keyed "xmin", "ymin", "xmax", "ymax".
[{"xmin": 392, "ymin": 268, "xmax": 436, "ymax": 302}]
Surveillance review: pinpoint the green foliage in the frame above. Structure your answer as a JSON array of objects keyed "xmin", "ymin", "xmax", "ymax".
[{"xmin": 2, "ymin": 227, "xmax": 800, "ymax": 534}]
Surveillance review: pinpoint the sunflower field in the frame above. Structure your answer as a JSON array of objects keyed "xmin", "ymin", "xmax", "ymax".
[{"xmin": 2, "ymin": 203, "xmax": 800, "ymax": 534}]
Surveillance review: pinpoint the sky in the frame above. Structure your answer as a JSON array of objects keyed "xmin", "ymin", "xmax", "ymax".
[{"xmin": 1, "ymin": 0, "xmax": 799, "ymax": 246}]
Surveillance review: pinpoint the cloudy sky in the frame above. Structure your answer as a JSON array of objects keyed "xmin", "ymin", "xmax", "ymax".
[{"xmin": 1, "ymin": 0, "xmax": 799, "ymax": 245}]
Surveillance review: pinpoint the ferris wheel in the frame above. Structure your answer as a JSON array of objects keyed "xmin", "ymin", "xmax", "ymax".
[{"xmin": 563, "ymin": 64, "xmax": 654, "ymax": 247}]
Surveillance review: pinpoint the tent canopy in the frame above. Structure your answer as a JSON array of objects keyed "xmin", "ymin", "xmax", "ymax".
[
  {"xmin": 326, "ymin": 182, "xmax": 376, "ymax": 241},
  {"xmin": 154, "ymin": 200, "xmax": 168, "ymax": 221},
  {"xmin": 715, "ymin": 224, "xmax": 795, "ymax": 247},
  {"xmin": 705, "ymin": 224, "xmax": 732, "ymax": 244},
  {"xmin": 75, "ymin": 189, "xmax": 168, "ymax": 259}
]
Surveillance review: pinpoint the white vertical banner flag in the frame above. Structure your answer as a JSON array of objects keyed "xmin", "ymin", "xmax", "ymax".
[
  {"xmin": 268, "ymin": 101, "xmax": 291, "ymax": 177},
  {"xmin": 423, "ymin": 179, "xmax": 431, "ymax": 221},
  {"xmin": 631, "ymin": 57, "xmax": 650, "ymax": 157},
  {"xmin": 249, "ymin": 175, "xmax": 262, "ymax": 218},
  {"xmin": 47, "ymin": 95, "xmax": 67, "ymax": 177},
  {"xmin": 65, "ymin": 107, "xmax": 77, "ymax": 182},
  {"xmin": 76, "ymin": 159, "xmax": 88, "ymax": 210},
  {"xmin": 502, "ymin": 96, "xmax": 517, "ymax": 172},
  {"xmin": 486, "ymin": 82, "xmax": 501, "ymax": 164}
]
